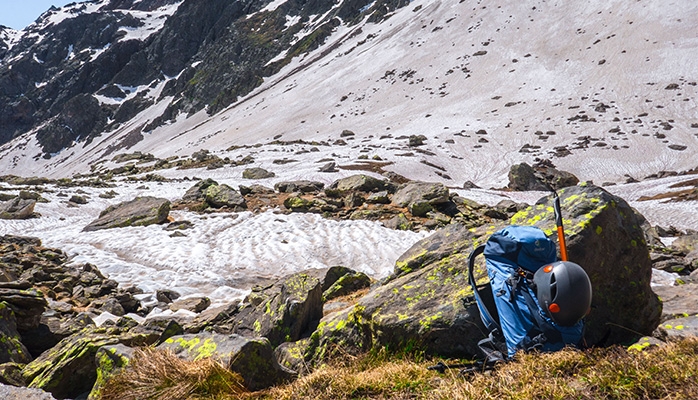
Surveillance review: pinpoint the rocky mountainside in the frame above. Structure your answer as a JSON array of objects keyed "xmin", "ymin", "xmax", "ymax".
[
  {"xmin": 0, "ymin": 0, "xmax": 408, "ymax": 160},
  {"xmin": 0, "ymin": 0, "xmax": 697, "ymax": 186}
]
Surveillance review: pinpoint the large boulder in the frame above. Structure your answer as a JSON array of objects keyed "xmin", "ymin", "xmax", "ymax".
[
  {"xmin": 204, "ymin": 184, "xmax": 246, "ymax": 209},
  {"xmin": 508, "ymin": 162, "xmax": 579, "ymax": 191},
  {"xmin": 22, "ymin": 327, "xmax": 160, "ymax": 399},
  {"xmin": 88, "ymin": 344, "xmax": 133, "ymax": 400},
  {"xmin": 158, "ymin": 333, "xmax": 294, "ymax": 391},
  {"xmin": 392, "ymin": 181, "xmax": 451, "ymax": 217},
  {"xmin": 509, "ymin": 183, "xmax": 661, "ymax": 344},
  {"xmin": 231, "ymin": 271, "xmax": 323, "ymax": 347},
  {"xmin": 300, "ymin": 183, "xmax": 660, "ymax": 363},
  {"xmin": 242, "ymin": 167, "xmax": 275, "ymax": 179},
  {"xmin": 508, "ymin": 163, "xmax": 550, "ymax": 191},
  {"xmin": 0, "ymin": 197, "xmax": 37, "ymax": 219},
  {"xmin": 325, "ymin": 174, "xmax": 395, "ymax": 196},
  {"xmin": 83, "ymin": 197, "xmax": 170, "ymax": 231}
]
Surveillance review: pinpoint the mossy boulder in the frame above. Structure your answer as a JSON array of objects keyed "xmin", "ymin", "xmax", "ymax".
[
  {"xmin": 303, "ymin": 248, "xmax": 484, "ymax": 362},
  {"xmin": 510, "ymin": 184, "xmax": 661, "ymax": 344},
  {"xmin": 0, "ymin": 302, "xmax": 32, "ymax": 364},
  {"xmin": 231, "ymin": 271, "xmax": 323, "ymax": 347},
  {"xmin": 322, "ymin": 271, "xmax": 371, "ymax": 302},
  {"xmin": 87, "ymin": 344, "xmax": 133, "ymax": 400},
  {"xmin": 83, "ymin": 197, "xmax": 170, "ymax": 231},
  {"xmin": 204, "ymin": 184, "xmax": 246, "ymax": 209},
  {"xmin": 181, "ymin": 178, "xmax": 218, "ymax": 202},
  {"xmin": 22, "ymin": 327, "xmax": 160, "ymax": 399},
  {"xmin": 158, "ymin": 333, "xmax": 295, "ymax": 391},
  {"xmin": 302, "ymin": 184, "xmax": 661, "ymax": 362}
]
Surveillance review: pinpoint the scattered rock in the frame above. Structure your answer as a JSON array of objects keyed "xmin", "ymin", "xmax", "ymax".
[
  {"xmin": 0, "ymin": 197, "xmax": 37, "ymax": 219},
  {"xmin": 83, "ymin": 197, "xmax": 170, "ymax": 231},
  {"xmin": 169, "ymin": 297, "xmax": 211, "ymax": 313},
  {"xmin": 242, "ymin": 167, "xmax": 276, "ymax": 179},
  {"xmin": 275, "ymin": 181, "xmax": 325, "ymax": 193},
  {"xmin": 318, "ymin": 162, "xmax": 337, "ymax": 172},
  {"xmin": 326, "ymin": 174, "xmax": 395, "ymax": 196}
]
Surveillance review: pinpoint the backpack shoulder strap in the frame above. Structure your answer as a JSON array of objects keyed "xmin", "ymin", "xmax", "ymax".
[{"xmin": 468, "ymin": 244, "xmax": 499, "ymax": 333}]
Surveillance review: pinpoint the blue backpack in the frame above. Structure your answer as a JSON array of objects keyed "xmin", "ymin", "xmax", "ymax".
[{"xmin": 468, "ymin": 226, "xmax": 585, "ymax": 362}]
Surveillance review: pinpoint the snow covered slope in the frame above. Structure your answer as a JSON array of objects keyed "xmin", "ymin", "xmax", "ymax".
[{"xmin": 1, "ymin": 0, "xmax": 697, "ymax": 188}]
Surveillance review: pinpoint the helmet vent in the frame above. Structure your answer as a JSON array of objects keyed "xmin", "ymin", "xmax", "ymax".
[{"xmin": 549, "ymin": 274, "xmax": 557, "ymax": 300}]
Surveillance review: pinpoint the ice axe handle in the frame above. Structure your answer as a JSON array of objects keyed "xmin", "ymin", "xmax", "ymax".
[{"xmin": 553, "ymin": 194, "xmax": 568, "ymax": 261}]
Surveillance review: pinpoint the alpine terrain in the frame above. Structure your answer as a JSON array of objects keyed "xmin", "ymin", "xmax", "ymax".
[{"xmin": 1, "ymin": 0, "xmax": 698, "ymax": 399}]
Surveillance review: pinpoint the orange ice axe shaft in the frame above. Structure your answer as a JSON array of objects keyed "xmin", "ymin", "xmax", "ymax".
[{"xmin": 553, "ymin": 192, "xmax": 568, "ymax": 261}]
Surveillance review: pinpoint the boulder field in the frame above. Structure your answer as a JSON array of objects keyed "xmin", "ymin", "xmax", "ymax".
[{"xmin": 1, "ymin": 174, "xmax": 697, "ymax": 398}]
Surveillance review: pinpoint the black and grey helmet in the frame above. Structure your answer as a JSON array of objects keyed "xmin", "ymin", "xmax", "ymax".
[{"xmin": 533, "ymin": 261, "xmax": 592, "ymax": 326}]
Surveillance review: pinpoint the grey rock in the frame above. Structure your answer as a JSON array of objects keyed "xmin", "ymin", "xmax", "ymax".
[
  {"xmin": 169, "ymin": 297, "xmax": 211, "ymax": 313},
  {"xmin": 0, "ymin": 197, "xmax": 37, "ymax": 219},
  {"xmin": 391, "ymin": 181, "xmax": 450, "ymax": 215},
  {"xmin": 83, "ymin": 197, "xmax": 170, "ymax": 231},
  {"xmin": 326, "ymin": 174, "xmax": 395, "ymax": 196},
  {"xmin": 158, "ymin": 333, "xmax": 295, "ymax": 391},
  {"xmin": 242, "ymin": 167, "xmax": 275, "ymax": 179},
  {"xmin": 0, "ymin": 384, "xmax": 56, "ymax": 400},
  {"xmin": 275, "ymin": 180, "xmax": 325, "ymax": 193}
]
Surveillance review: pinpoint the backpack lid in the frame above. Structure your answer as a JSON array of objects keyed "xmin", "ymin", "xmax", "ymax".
[{"xmin": 484, "ymin": 226, "xmax": 557, "ymax": 272}]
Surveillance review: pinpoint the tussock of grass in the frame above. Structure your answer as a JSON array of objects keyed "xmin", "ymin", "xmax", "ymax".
[{"xmin": 99, "ymin": 348, "xmax": 247, "ymax": 400}]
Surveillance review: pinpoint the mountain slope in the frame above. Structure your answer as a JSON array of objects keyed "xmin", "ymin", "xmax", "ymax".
[{"xmin": 0, "ymin": 0, "xmax": 697, "ymax": 187}]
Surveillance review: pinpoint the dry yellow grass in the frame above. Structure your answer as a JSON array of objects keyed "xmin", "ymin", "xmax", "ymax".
[
  {"xmin": 250, "ymin": 338, "xmax": 698, "ymax": 400},
  {"xmin": 99, "ymin": 347, "xmax": 247, "ymax": 400},
  {"xmin": 98, "ymin": 338, "xmax": 698, "ymax": 400}
]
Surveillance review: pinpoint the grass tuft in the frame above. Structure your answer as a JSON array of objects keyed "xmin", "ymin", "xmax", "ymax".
[{"xmin": 99, "ymin": 347, "xmax": 247, "ymax": 400}]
